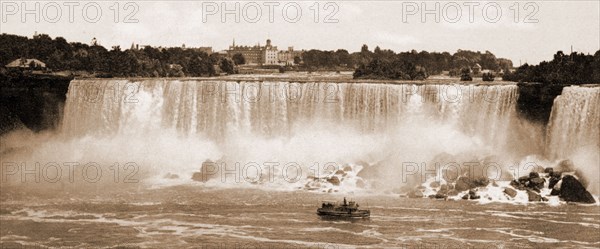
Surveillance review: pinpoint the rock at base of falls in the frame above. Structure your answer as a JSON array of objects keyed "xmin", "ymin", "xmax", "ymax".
[
  {"xmin": 503, "ymin": 187, "xmax": 518, "ymax": 198},
  {"xmin": 454, "ymin": 176, "xmax": 490, "ymax": 192},
  {"xmin": 407, "ymin": 190, "xmax": 424, "ymax": 198},
  {"xmin": 527, "ymin": 190, "xmax": 543, "ymax": 202},
  {"xmin": 191, "ymin": 160, "xmax": 221, "ymax": 183},
  {"xmin": 406, "ymin": 160, "xmax": 597, "ymax": 204},
  {"xmin": 558, "ymin": 175, "xmax": 596, "ymax": 204}
]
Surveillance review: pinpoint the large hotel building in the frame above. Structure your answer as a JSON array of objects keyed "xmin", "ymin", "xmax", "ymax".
[{"xmin": 228, "ymin": 39, "xmax": 302, "ymax": 66}]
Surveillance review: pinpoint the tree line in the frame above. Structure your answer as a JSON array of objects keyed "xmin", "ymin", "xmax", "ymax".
[
  {"xmin": 502, "ymin": 51, "xmax": 600, "ymax": 84},
  {"xmin": 0, "ymin": 33, "xmax": 232, "ymax": 77},
  {"xmin": 300, "ymin": 45, "xmax": 513, "ymax": 80},
  {"xmin": 6, "ymin": 33, "xmax": 598, "ymax": 84}
]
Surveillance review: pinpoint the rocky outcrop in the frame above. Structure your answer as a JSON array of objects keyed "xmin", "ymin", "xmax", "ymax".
[
  {"xmin": 303, "ymin": 163, "xmax": 363, "ymax": 191},
  {"xmin": 516, "ymin": 83, "xmax": 564, "ymax": 124},
  {"xmin": 407, "ymin": 189, "xmax": 424, "ymax": 198},
  {"xmin": 512, "ymin": 172, "xmax": 547, "ymax": 192},
  {"xmin": 558, "ymin": 175, "xmax": 596, "ymax": 204},
  {"xmin": 327, "ymin": 176, "xmax": 341, "ymax": 186},
  {"xmin": 455, "ymin": 176, "xmax": 490, "ymax": 192},
  {"xmin": 0, "ymin": 73, "xmax": 72, "ymax": 134},
  {"xmin": 527, "ymin": 190, "xmax": 543, "ymax": 202},
  {"xmin": 191, "ymin": 160, "xmax": 220, "ymax": 182},
  {"xmin": 462, "ymin": 189, "xmax": 480, "ymax": 200},
  {"xmin": 548, "ymin": 171, "xmax": 561, "ymax": 190},
  {"xmin": 404, "ymin": 160, "xmax": 596, "ymax": 205}
]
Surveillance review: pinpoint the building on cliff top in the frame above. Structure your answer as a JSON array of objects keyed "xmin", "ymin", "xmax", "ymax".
[{"xmin": 6, "ymin": 58, "xmax": 46, "ymax": 69}]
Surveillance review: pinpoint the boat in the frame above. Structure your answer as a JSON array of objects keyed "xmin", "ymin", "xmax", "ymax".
[{"xmin": 317, "ymin": 197, "xmax": 370, "ymax": 218}]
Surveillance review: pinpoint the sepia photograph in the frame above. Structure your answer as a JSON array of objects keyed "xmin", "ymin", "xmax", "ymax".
[{"xmin": 1, "ymin": 1, "xmax": 599, "ymax": 248}]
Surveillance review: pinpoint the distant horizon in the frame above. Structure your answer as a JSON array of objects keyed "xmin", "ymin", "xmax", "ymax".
[{"xmin": 2, "ymin": 1, "xmax": 599, "ymax": 64}]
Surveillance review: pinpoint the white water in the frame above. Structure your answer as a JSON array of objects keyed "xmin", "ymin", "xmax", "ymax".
[
  {"xmin": 9, "ymin": 79, "xmax": 599, "ymax": 196},
  {"xmin": 546, "ymin": 86, "xmax": 600, "ymax": 194},
  {"xmin": 57, "ymin": 80, "xmax": 523, "ymax": 185}
]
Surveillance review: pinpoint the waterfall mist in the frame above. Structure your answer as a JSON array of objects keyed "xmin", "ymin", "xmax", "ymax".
[{"xmin": 1, "ymin": 79, "xmax": 597, "ymax": 194}]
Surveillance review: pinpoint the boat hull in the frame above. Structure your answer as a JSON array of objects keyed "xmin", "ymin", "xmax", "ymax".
[{"xmin": 317, "ymin": 209, "xmax": 370, "ymax": 218}]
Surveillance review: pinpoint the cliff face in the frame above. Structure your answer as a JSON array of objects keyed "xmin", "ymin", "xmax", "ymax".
[
  {"xmin": 0, "ymin": 74, "xmax": 72, "ymax": 134},
  {"xmin": 516, "ymin": 83, "xmax": 565, "ymax": 124}
]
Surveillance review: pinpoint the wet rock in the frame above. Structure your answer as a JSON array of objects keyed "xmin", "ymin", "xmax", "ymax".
[
  {"xmin": 327, "ymin": 176, "xmax": 340, "ymax": 186},
  {"xmin": 455, "ymin": 176, "xmax": 489, "ymax": 192},
  {"xmin": 468, "ymin": 190, "xmax": 480, "ymax": 200},
  {"xmin": 455, "ymin": 178, "xmax": 471, "ymax": 192},
  {"xmin": 436, "ymin": 188, "xmax": 448, "ymax": 194},
  {"xmin": 517, "ymin": 175, "xmax": 529, "ymax": 185},
  {"xmin": 446, "ymin": 189, "xmax": 460, "ymax": 196},
  {"xmin": 335, "ymin": 170, "xmax": 345, "ymax": 175},
  {"xmin": 548, "ymin": 174, "xmax": 561, "ymax": 189},
  {"xmin": 343, "ymin": 165, "xmax": 353, "ymax": 172},
  {"xmin": 544, "ymin": 167, "xmax": 554, "ymax": 174},
  {"xmin": 510, "ymin": 180, "xmax": 526, "ymax": 190},
  {"xmin": 559, "ymin": 175, "xmax": 596, "ymax": 204},
  {"xmin": 192, "ymin": 160, "xmax": 220, "ymax": 182},
  {"xmin": 434, "ymin": 193, "xmax": 448, "ymax": 199},
  {"xmin": 473, "ymin": 177, "xmax": 490, "ymax": 187},
  {"xmin": 430, "ymin": 181, "xmax": 441, "ymax": 188},
  {"xmin": 528, "ymin": 177, "xmax": 546, "ymax": 191},
  {"xmin": 527, "ymin": 190, "xmax": 542, "ymax": 202},
  {"xmin": 462, "ymin": 190, "xmax": 480, "ymax": 200},
  {"xmin": 440, "ymin": 184, "xmax": 452, "ymax": 191},
  {"xmin": 550, "ymin": 179, "xmax": 561, "ymax": 196},
  {"xmin": 550, "ymin": 171, "xmax": 562, "ymax": 178},
  {"xmin": 529, "ymin": 172, "xmax": 540, "ymax": 179},
  {"xmin": 574, "ymin": 170, "xmax": 589, "ymax": 188},
  {"xmin": 503, "ymin": 188, "xmax": 517, "ymax": 198},
  {"xmin": 192, "ymin": 172, "xmax": 205, "ymax": 182}
]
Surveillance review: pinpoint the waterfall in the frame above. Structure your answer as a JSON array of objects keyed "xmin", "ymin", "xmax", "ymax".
[
  {"xmin": 61, "ymin": 79, "xmax": 519, "ymax": 148},
  {"xmin": 55, "ymin": 79, "xmax": 532, "ymax": 188},
  {"xmin": 545, "ymin": 86, "xmax": 600, "ymax": 194},
  {"xmin": 546, "ymin": 86, "xmax": 600, "ymax": 159},
  {"xmin": 546, "ymin": 86, "xmax": 600, "ymax": 160}
]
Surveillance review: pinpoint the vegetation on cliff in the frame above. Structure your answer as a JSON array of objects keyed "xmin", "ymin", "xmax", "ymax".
[
  {"xmin": 503, "ymin": 51, "xmax": 600, "ymax": 84},
  {"xmin": 482, "ymin": 72, "xmax": 495, "ymax": 81},
  {"xmin": 459, "ymin": 68, "xmax": 473, "ymax": 81},
  {"xmin": 350, "ymin": 45, "xmax": 511, "ymax": 80},
  {"xmin": 0, "ymin": 33, "xmax": 222, "ymax": 77}
]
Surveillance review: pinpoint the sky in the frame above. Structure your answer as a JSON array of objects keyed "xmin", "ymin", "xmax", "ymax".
[{"xmin": 1, "ymin": 1, "xmax": 599, "ymax": 64}]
